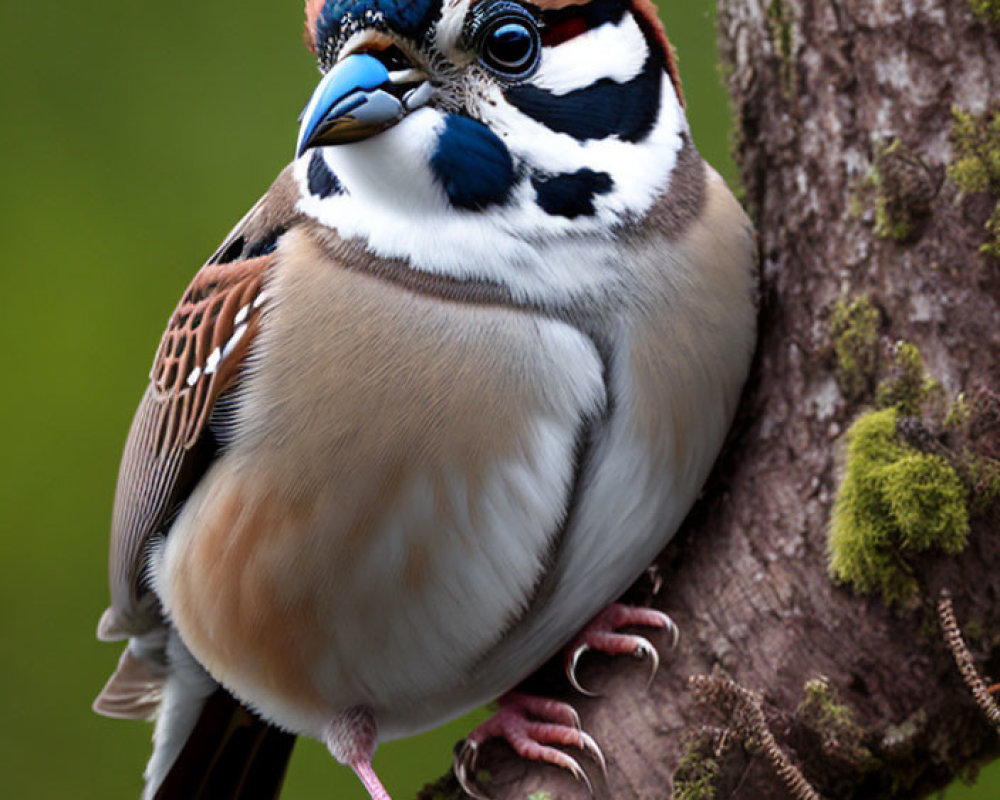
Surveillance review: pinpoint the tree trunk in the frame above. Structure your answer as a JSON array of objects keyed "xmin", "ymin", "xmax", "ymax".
[{"xmin": 418, "ymin": 2, "xmax": 1000, "ymax": 798}]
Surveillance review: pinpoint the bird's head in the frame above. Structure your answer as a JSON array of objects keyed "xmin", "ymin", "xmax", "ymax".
[{"xmin": 295, "ymin": 0, "xmax": 693, "ymax": 296}]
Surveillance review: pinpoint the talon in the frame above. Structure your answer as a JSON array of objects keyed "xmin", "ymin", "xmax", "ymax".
[
  {"xmin": 566, "ymin": 754, "xmax": 595, "ymax": 796},
  {"xmin": 455, "ymin": 742, "xmax": 484, "ymax": 800},
  {"xmin": 564, "ymin": 604, "xmax": 678, "ymax": 695},
  {"xmin": 665, "ymin": 615, "xmax": 680, "ymax": 650},
  {"xmin": 456, "ymin": 692, "xmax": 601, "ymax": 794},
  {"xmin": 567, "ymin": 644, "xmax": 600, "ymax": 697},
  {"xmin": 579, "ymin": 730, "xmax": 608, "ymax": 776},
  {"xmin": 634, "ymin": 638, "xmax": 661, "ymax": 687},
  {"xmin": 454, "ymin": 740, "xmax": 491, "ymax": 800}
]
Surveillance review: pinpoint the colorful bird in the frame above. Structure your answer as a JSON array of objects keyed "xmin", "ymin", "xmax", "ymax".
[{"xmin": 93, "ymin": 0, "xmax": 757, "ymax": 798}]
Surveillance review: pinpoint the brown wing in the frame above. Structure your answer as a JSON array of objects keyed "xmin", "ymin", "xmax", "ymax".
[{"xmin": 99, "ymin": 167, "xmax": 302, "ymax": 640}]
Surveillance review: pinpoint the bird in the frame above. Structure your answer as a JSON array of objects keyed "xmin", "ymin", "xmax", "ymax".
[{"xmin": 92, "ymin": 0, "xmax": 757, "ymax": 798}]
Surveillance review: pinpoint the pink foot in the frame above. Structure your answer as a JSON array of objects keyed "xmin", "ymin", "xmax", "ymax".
[
  {"xmin": 454, "ymin": 692, "xmax": 605, "ymax": 800},
  {"xmin": 564, "ymin": 604, "xmax": 679, "ymax": 697}
]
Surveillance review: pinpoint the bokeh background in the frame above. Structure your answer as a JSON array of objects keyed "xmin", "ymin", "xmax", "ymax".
[{"xmin": 0, "ymin": 1, "xmax": 996, "ymax": 798}]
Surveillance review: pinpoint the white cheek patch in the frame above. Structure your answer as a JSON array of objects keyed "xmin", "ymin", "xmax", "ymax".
[
  {"xmin": 482, "ymin": 77, "xmax": 686, "ymax": 222},
  {"xmin": 293, "ymin": 60, "xmax": 688, "ymax": 305},
  {"xmin": 532, "ymin": 16, "xmax": 650, "ymax": 96}
]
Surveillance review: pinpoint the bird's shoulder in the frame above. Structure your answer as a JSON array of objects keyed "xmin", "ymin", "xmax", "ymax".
[{"xmin": 101, "ymin": 166, "xmax": 304, "ymax": 639}]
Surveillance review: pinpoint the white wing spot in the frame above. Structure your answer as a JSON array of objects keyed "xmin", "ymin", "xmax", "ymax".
[
  {"xmin": 252, "ymin": 292, "xmax": 269, "ymax": 310},
  {"xmin": 234, "ymin": 304, "xmax": 249, "ymax": 325},
  {"xmin": 186, "ymin": 366, "xmax": 203, "ymax": 387},
  {"xmin": 222, "ymin": 324, "xmax": 248, "ymax": 359},
  {"xmin": 204, "ymin": 347, "xmax": 222, "ymax": 376}
]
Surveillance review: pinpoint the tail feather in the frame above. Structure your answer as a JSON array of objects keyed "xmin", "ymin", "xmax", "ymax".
[{"xmin": 154, "ymin": 687, "xmax": 296, "ymax": 800}]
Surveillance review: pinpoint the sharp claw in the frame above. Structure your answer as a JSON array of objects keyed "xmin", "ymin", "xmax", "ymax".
[
  {"xmin": 566, "ymin": 754, "xmax": 595, "ymax": 796},
  {"xmin": 665, "ymin": 616, "xmax": 680, "ymax": 650},
  {"xmin": 567, "ymin": 645, "xmax": 600, "ymax": 698},
  {"xmin": 454, "ymin": 740, "xmax": 491, "ymax": 800},
  {"xmin": 634, "ymin": 638, "xmax": 661, "ymax": 688},
  {"xmin": 580, "ymin": 730, "xmax": 608, "ymax": 776}
]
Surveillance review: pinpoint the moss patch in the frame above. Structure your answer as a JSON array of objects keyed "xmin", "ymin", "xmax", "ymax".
[
  {"xmin": 673, "ymin": 735, "xmax": 721, "ymax": 800},
  {"xmin": 830, "ymin": 296, "xmax": 881, "ymax": 402},
  {"xmin": 949, "ymin": 108, "xmax": 1000, "ymax": 193},
  {"xmin": 968, "ymin": 0, "xmax": 1000, "ymax": 26},
  {"xmin": 527, "ymin": 792, "xmax": 553, "ymax": 800},
  {"xmin": 875, "ymin": 341, "xmax": 940, "ymax": 416},
  {"xmin": 797, "ymin": 677, "xmax": 879, "ymax": 775},
  {"xmin": 829, "ymin": 407, "xmax": 970, "ymax": 605},
  {"xmin": 949, "ymin": 107, "xmax": 1000, "ymax": 259}
]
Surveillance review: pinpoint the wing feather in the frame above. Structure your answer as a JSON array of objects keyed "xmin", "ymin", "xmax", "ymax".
[{"xmin": 101, "ymin": 167, "xmax": 301, "ymax": 636}]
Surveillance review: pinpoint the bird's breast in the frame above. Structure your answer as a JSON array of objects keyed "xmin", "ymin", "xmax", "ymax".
[{"xmin": 157, "ymin": 228, "xmax": 610, "ymax": 737}]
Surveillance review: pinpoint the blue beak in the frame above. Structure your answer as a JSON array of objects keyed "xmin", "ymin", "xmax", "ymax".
[{"xmin": 296, "ymin": 53, "xmax": 432, "ymax": 157}]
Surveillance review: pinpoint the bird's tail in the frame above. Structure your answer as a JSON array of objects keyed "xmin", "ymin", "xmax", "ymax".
[
  {"xmin": 95, "ymin": 630, "xmax": 295, "ymax": 800},
  {"xmin": 152, "ymin": 687, "xmax": 296, "ymax": 800}
]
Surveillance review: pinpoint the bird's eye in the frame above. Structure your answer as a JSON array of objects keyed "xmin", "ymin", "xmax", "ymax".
[{"xmin": 472, "ymin": 2, "xmax": 541, "ymax": 81}]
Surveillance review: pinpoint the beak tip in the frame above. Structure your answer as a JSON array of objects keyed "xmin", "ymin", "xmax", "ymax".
[{"xmin": 295, "ymin": 52, "xmax": 429, "ymax": 153}]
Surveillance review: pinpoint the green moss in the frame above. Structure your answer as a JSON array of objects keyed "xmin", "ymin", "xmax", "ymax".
[
  {"xmin": 673, "ymin": 736, "xmax": 720, "ymax": 800},
  {"xmin": 949, "ymin": 107, "xmax": 1000, "ymax": 194},
  {"xmin": 875, "ymin": 342, "xmax": 939, "ymax": 416},
  {"xmin": 829, "ymin": 407, "xmax": 971, "ymax": 605},
  {"xmin": 830, "ymin": 296, "xmax": 880, "ymax": 402},
  {"xmin": 798, "ymin": 678, "xmax": 878, "ymax": 772},
  {"xmin": 968, "ymin": 0, "xmax": 1000, "ymax": 25},
  {"xmin": 527, "ymin": 792, "xmax": 553, "ymax": 800},
  {"xmin": 874, "ymin": 197, "xmax": 913, "ymax": 241}
]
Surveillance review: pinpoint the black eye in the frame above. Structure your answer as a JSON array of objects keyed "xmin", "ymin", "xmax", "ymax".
[{"xmin": 472, "ymin": 2, "xmax": 541, "ymax": 80}]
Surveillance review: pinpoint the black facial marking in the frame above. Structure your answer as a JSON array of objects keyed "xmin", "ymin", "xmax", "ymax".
[
  {"xmin": 505, "ymin": 52, "xmax": 663, "ymax": 142},
  {"xmin": 210, "ymin": 236, "xmax": 245, "ymax": 266},
  {"xmin": 244, "ymin": 228, "xmax": 285, "ymax": 260},
  {"xmin": 532, "ymin": 169, "xmax": 614, "ymax": 219},
  {"xmin": 308, "ymin": 151, "xmax": 343, "ymax": 199},
  {"xmin": 207, "ymin": 228, "xmax": 285, "ymax": 266}
]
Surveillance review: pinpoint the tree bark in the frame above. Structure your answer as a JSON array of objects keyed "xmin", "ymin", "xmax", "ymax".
[{"xmin": 418, "ymin": 2, "xmax": 1000, "ymax": 798}]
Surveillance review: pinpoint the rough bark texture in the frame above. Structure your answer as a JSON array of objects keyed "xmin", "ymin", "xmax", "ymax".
[{"xmin": 417, "ymin": 2, "xmax": 1000, "ymax": 799}]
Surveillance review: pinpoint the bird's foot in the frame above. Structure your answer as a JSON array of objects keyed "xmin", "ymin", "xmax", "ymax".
[
  {"xmin": 454, "ymin": 691, "xmax": 605, "ymax": 800},
  {"xmin": 564, "ymin": 604, "xmax": 679, "ymax": 697}
]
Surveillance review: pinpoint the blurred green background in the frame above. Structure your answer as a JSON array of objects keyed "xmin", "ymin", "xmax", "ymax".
[{"xmin": 0, "ymin": 1, "xmax": 996, "ymax": 798}]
